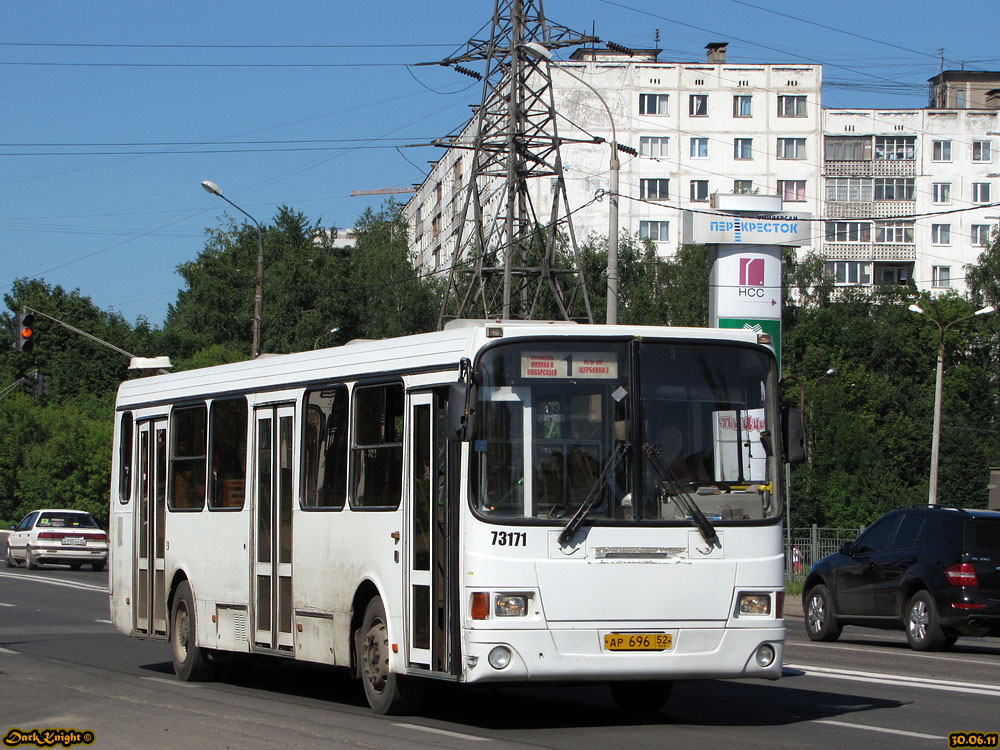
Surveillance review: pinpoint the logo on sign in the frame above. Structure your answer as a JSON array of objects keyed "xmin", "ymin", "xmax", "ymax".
[{"xmin": 739, "ymin": 257, "xmax": 765, "ymax": 286}]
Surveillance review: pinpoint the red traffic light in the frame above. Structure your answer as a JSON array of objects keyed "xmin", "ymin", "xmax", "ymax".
[{"xmin": 14, "ymin": 312, "xmax": 35, "ymax": 352}]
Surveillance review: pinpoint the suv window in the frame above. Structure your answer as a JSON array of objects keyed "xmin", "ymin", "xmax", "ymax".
[
  {"xmin": 925, "ymin": 514, "xmax": 963, "ymax": 551},
  {"xmin": 969, "ymin": 519, "xmax": 1000, "ymax": 555},
  {"xmin": 890, "ymin": 513, "xmax": 925, "ymax": 550},
  {"xmin": 855, "ymin": 515, "xmax": 900, "ymax": 554}
]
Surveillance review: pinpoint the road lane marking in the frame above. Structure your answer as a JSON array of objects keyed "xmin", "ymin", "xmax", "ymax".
[
  {"xmin": 0, "ymin": 571, "xmax": 107, "ymax": 593},
  {"xmin": 813, "ymin": 719, "xmax": 943, "ymax": 740},
  {"xmin": 0, "ymin": 646, "xmax": 19, "ymax": 654},
  {"xmin": 392, "ymin": 723, "xmax": 490, "ymax": 742},
  {"xmin": 786, "ymin": 663, "xmax": 1000, "ymax": 697},
  {"xmin": 0, "ymin": 602, "xmax": 15, "ymax": 607},
  {"xmin": 789, "ymin": 640, "xmax": 1000, "ymax": 667}
]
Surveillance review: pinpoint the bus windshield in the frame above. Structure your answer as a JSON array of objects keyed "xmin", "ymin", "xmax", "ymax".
[{"xmin": 472, "ymin": 339, "xmax": 780, "ymax": 524}]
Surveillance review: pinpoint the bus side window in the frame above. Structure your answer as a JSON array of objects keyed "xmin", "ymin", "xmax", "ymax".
[
  {"xmin": 351, "ymin": 383, "xmax": 404, "ymax": 510},
  {"xmin": 208, "ymin": 398, "xmax": 248, "ymax": 510},
  {"xmin": 169, "ymin": 404, "xmax": 207, "ymax": 511}
]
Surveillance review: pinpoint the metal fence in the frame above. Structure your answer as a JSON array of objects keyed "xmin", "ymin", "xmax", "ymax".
[{"xmin": 785, "ymin": 525, "xmax": 864, "ymax": 580}]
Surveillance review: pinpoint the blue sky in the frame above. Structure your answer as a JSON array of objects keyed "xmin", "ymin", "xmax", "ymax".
[{"xmin": 3, "ymin": 0, "xmax": 997, "ymax": 327}]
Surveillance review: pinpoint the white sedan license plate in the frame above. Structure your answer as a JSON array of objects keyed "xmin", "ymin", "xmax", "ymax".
[
  {"xmin": 604, "ymin": 633, "xmax": 672, "ymax": 651},
  {"xmin": 61, "ymin": 537, "xmax": 86, "ymax": 546}
]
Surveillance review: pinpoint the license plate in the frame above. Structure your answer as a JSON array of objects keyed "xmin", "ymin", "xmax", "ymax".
[
  {"xmin": 604, "ymin": 633, "xmax": 672, "ymax": 651},
  {"xmin": 61, "ymin": 537, "xmax": 86, "ymax": 546}
]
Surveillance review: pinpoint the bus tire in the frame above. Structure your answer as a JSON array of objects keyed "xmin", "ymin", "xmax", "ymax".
[
  {"xmin": 609, "ymin": 680, "xmax": 674, "ymax": 714},
  {"xmin": 170, "ymin": 581, "xmax": 216, "ymax": 681},
  {"xmin": 355, "ymin": 597, "xmax": 423, "ymax": 715}
]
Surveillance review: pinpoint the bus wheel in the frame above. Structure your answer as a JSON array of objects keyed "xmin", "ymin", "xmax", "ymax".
[
  {"xmin": 609, "ymin": 680, "xmax": 674, "ymax": 715},
  {"xmin": 355, "ymin": 597, "xmax": 423, "ymax": 715},
  {"xmin": 170, "ymin": 581, "xmax": 216, "ymax": 681}
]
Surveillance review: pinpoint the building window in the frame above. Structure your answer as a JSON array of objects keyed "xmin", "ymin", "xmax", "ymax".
[
  {"xmin": 689, "ymin": 180, "xmax": 709, "ymax": 202},
  {"xmin": 733, "ymin": 94, "xmax": 752, "ymax": 118},
  {"xmin": 432, "ymin": 213, "xmax": 442, "ymax": 239},
  {"xmin": 639, "ymin": 93, "xmax": 670, "ymax": 115},
  {"xmin": 734, "ymin": 180, "xmax": 754, "ymax": 194},
  {"xmin": 689, "ymin": 94, "xmax": 708, "ymax": 116},
  {"xmin": 777, "ymin": 95, "xmax": 807, "ymax": 117},
  {"xmin": 734, "ymin": 138, "xmax": 753, "ymax": 160},
  {"xmin": 825, "ymin": 136, "xmax": 872, "ymax": 161},
  {"xmin": 434, "ymin": 182, "xmax": 442, "ymax": 206},
  {"xmin": 778, "ymin": 180, "xmax": 807, "ymax": 202},
  {"xmin": 971, "ymin": 225, "xmax": 992, "ymax": 246},
  {"xmin": 639, "ymin": 220, "xmax": 670, "ymax": 241},
  {"xmin": 824, "ymin": 261, "xmax": 872, "ymax": 285},
  {"xmin": 932, "ymin": 266, "xmax": 951, "ymax": 288},
  {"xmin": 690, "ymin": 138, "xmax": 709, "ymax": 158},
  {"xmin": 874, "ymin": 178, "xmax": 915, "ymax": 201},
  {"xmin": 777, "ymin": 138, "xmax": 806, "ymax": 160},
  {"xmin": 875, "ymin": 266, "xmax": 910, "ymax": 285},
  {"xmin": 932, "ymin": 140, "xmax": 952, "ymax": 162},
  {"xmin": 874, "ymin": 136, "xmax": 915, "ymax": 161},
  {"xmin": 875, "ymin": 221, "xmax": 914, "ymax": 243},
  {"xmin": 932, "ymin": 183, "xmax": 951, "ymax": 204},
  {"xmin": 973, "ymin": 183, "xmax": 991, "ymax": 203},
  {"xmin": 826, "ymin": 177, "xmax": 872, "ymax": 202},
  {"xmin": 825, "ymin": 221, "xmax": 871, "ymax": 242},
  {"xmin": 931, "ymin": 224, "xmax": 951, "ymax": 245},
  {"xmin": 639, "ymin": 135, "xmax": 669, "ymax": 158},
  {"xmin": 972, "ymin": 140, "xmax": 992, "ymax": 162},
  {"xmin": 640, "ymin": 178, "xmax": 670, "ymax": 201}
]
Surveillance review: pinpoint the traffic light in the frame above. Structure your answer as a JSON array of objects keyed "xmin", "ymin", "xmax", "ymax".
[
  {"xmin": 14, "ymin": 312, "xmax": 35, "ymax": 352},
  {"xmin": 22, "ymin": 370, "xmax": 37, "ymax": 396}
]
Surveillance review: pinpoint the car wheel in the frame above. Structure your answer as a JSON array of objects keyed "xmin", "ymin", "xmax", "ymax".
[
  {"xmin": 355, "ymin": 597, "xmax": 423, "ymax": 715},
  {"xmin": 70, "ymin": 563, "xmax": 82, "ymax": 571},
  {"xmin": 609, "ymin": 680, "xmax": 674, "ymax": 715},
  {"xmin": 804, "ymin": 584, "xmax": 842, "ymax": 642},
  {"xmin": 24, "ymin": 547, "xmax": 36, "ymax": 570},
  {"xmin": 943, "ymin": 634, "xmax": 959, "ymax": 650},
  {"xmin": 170, "ymin": 581, "xmax": 216, "ymax": 681},
  {"xmin": 4, "ymin": 543, "xmax": 17, "ymax": 568},
  {"xmin": 905, "ymin": 591, "xmax": 946, "ymax": 651},
  {"xmin": 92, "ymin": 562, "xmax": 105, "ymax": 572}
]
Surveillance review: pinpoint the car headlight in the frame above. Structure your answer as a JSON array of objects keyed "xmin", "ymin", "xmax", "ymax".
[{"xmin": 737, "ymin": 593, "xmax": 772, "ymax": 616}]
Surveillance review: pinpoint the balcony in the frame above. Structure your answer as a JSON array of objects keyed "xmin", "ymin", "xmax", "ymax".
[
  {"xmin": 824, "ymin": 160, "xmax": 915, "ymax": 177},
  {"xmin": 823, "ymin": 243, "xmax": 916, "ymax": 262}
]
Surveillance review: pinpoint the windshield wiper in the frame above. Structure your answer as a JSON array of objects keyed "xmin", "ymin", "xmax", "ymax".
[
  {"xmin": 558, "ymin": 441, "xmax": 628, "ymax": 545},
  {"xmin": 645, "ymin": 446, "xmax": 719, "ymax": 549}
]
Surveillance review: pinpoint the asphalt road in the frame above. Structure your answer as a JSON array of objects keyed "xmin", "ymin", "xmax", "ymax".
[{"xmin": 2, "ymin": 551, "xmax": 999, "ymax": 749}]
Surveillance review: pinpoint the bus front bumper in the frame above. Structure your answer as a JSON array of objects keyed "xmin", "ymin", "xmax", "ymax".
[{"xmin": 461, "ymin": 624, "xmax": 785, "ymax": 683}]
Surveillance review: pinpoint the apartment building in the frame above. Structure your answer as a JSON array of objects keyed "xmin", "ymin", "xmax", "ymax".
[
  {"xmin": 822, "ymin": 106, "xmax": 998, "ymax": 292},
  {"xmin": 405, "ymin": 45, "xmax": 999, "ymax": 296}
]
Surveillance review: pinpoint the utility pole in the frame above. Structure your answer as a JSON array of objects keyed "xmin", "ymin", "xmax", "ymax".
[{"xmin": 432, "ymin": 0, "xmax": 597, "ymax": 326}]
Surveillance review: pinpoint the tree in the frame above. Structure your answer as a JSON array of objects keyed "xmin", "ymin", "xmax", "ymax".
[{"xmin": 348, "ymin": 202, "xmax": 438, "ymax": 340}]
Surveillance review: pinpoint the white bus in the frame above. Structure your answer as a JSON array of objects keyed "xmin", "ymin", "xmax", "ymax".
[{"xmin": 109, "ymin": 321, "xmax": 800, "ymax": 714}]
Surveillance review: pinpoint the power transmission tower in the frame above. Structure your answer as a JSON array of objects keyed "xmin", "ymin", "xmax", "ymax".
[{"xmin": 434, "ymin": 0, "xmax": 598, "ymax": 327}]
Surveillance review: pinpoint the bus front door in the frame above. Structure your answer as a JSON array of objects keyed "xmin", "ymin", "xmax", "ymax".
[
  {"xmin": 251, "ymin": 405, "xmax": 295, "ymax": 653},
  {"xmin": 406, "ymin": 390, "xmax": 459, "ymax": 676},
  {"xmin": 135, "ymin": 418, "xmax": 168, "ymax": 638}
]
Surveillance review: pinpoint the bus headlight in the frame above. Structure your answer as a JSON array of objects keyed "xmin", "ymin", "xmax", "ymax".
[
  {"xmin": 495, "ymin": 594, "xmax": 528, "ymax": 617},
  {"xmin": 737, "ymin": 593, "xmax": 772, "ymax": 616},
  {"xmin": 488, "ymin": 646, "xmax": 512, "ymax": 670}
]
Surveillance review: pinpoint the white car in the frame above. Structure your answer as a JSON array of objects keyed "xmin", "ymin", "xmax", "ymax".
[{"xmin": 5, "ymin": 509, "xmax": 108, "ymax": 572}]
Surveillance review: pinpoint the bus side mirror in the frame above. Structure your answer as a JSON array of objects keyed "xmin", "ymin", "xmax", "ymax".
[
  {"xmin": 446, "ymin": 381, "xmax": 477, "ymax": 442},
  {"xmin": 782, "ymin": 407, "xmax": 805, "ymax": 465}
]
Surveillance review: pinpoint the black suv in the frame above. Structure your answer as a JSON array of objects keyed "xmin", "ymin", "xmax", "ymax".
[{"xmin": 803, "ymin": 505, "xmax": 1000, "ymax": 650}]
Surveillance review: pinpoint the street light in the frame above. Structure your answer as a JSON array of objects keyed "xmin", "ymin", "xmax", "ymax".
[
  {"xmin": 523, "ymin": 42, "xmax": 621, "ymax": 324},
  {"xmin": 202, "ymin": 180, "xmax": 265, "ymax": 359},
  {"xmin": 313, "ymin": 327, "xmax": 340, "ymax": 350},
  {"xmin": 909, "ymin": 302, "xmax": 995, "ymax": 505}
]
